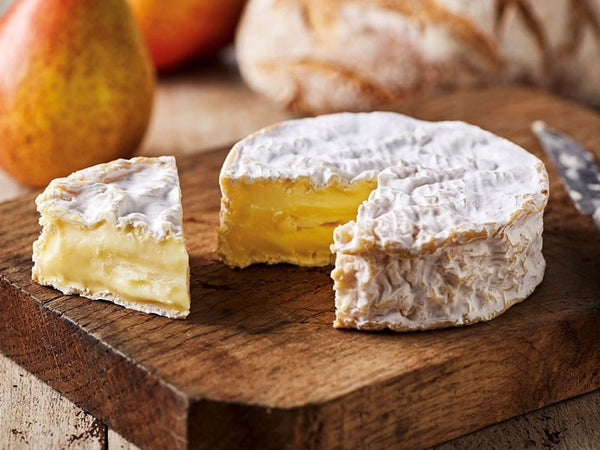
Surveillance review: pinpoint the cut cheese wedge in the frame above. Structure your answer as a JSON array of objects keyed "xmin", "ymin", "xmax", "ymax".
[
  {"xmin": 32, "ymin": 156, "xmax": 190, "ymax": 319},
  {"xmin": 218, "ymin": 112, "xmax": 549, "ymax": 331}
]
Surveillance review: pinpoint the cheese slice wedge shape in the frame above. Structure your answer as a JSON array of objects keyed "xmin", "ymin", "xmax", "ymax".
[
  {"xmin": 32, "ymin": 156, "xmax": 191, "ymax": 319},
  {"xmin": 218, "ymin": 112, "xmax": 549, "ymax": 330}
]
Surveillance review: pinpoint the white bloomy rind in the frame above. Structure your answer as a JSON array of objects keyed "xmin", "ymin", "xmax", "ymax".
[
  {"xmin": 222, "ymin": 112, "xmax": 549, "ymax": 331},
  {"xmin": 35, "ymin": 155, "xmax": 183, "ymax": 241}
]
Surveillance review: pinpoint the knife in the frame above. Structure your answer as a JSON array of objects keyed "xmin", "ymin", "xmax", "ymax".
[{"xmin": 532, "ymin": 120, "xmax": 600, "ymax": 229}]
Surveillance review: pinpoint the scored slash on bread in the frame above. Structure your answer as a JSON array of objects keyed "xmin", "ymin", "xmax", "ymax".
[{"xmin": 236, "ymin": 0, "xmax": 600, "ymax": 114}]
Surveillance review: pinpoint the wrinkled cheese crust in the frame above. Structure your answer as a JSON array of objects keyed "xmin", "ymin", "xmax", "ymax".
[
  {"xmin": 332, "ymin": 210, "xmax": 545, "ymax": 331},
  {"xmin": 32, "ymin": 156, "xmax": 190, "ymax": 319},
  {"xmin": 218, "ymin": 112, "xmax": 549, "ymax": 331}
]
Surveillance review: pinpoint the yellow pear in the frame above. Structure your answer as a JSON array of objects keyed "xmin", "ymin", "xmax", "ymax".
[{"xmin": 0, "ymin": 0, "xmax": 154, "ymax": 187}]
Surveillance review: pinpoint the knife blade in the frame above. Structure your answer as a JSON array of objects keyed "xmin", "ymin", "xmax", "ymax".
[{"xmin": 532, "ymin": 120, "xmax": 600, "ymax": 229}]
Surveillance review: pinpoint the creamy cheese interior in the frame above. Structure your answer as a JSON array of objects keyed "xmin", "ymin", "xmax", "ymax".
[
  {"xmin": 218, "ymin": 177, "xmax": 376, "ymax": 267},
  {"xmin": 33, "ymin": 220, "xmax": 190, "ymax": 317}
]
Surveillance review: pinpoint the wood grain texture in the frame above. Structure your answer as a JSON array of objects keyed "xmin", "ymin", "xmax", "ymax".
[
  {"xmin": 3, "ymin": 356, "xmax": 597, "ymax": 450},
  {"xmin": 0, "ymin": 353, "xmax": 105, "ymax": 449},
  {"xmin": 436, "ymin": 388, "xmax": 600, "ymax": 449},
  {"xmin": 0, "ymin": 87, "xmax": 599, "ymax": 449},
  {"xmin": 108, "ymin": 430, "xmax": 141, "ymax": 450}
]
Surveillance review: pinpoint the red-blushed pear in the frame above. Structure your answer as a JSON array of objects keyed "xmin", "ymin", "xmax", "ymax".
[
  {"xmin": 127, "ymin": 0, "xmax": 246, "ymax": 72},
  {"xmin": 0, "ymin": 0, "xmax": 155, "ymax": 187}
]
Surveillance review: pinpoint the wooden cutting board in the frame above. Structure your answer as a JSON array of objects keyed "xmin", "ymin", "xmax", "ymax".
[{"xmin": 0, "ymin": 87, "xmax": 599, "ymax": 450}]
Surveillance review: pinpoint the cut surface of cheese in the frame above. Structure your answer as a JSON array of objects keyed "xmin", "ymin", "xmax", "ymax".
[
  {"xmin": 218, "ymin": 112, "xmax": 549, "ymax": 331},
  {"xmin": 32, "ymin": 156, "xmax": 190, "ymax": 319},
  {"xmin": 219, "ymin": 176, "xmax": 376, "ymax": 267}
]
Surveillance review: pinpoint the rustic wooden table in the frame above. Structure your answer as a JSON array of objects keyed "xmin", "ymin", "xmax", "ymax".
[{"xmin": 1, "ymin": 59, "xmax": 599, "ymax": 449}]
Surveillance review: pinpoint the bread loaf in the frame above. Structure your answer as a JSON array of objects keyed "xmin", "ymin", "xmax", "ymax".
[{"xmin": 236, "ymin": 0, "xmax": 600, "ymax": 114}]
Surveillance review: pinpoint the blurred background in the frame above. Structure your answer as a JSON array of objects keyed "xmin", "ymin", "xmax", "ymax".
[
  {"xmin": 0, "ymin": 0, "xmax": 598, "ymax": 201},
  {"xmin": 0, "ymin": 0, "xmax": 292, "ymax": 201}
]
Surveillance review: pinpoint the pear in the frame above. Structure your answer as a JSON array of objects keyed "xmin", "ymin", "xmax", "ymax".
[{"xmin": 0, "ymin": 0, "xmax": 154, "ymax": 187}]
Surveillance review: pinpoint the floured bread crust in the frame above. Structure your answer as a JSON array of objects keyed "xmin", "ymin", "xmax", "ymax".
[{"xmin": 236, "ymin": 0, "xmax": 600, "ymax": 114}]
